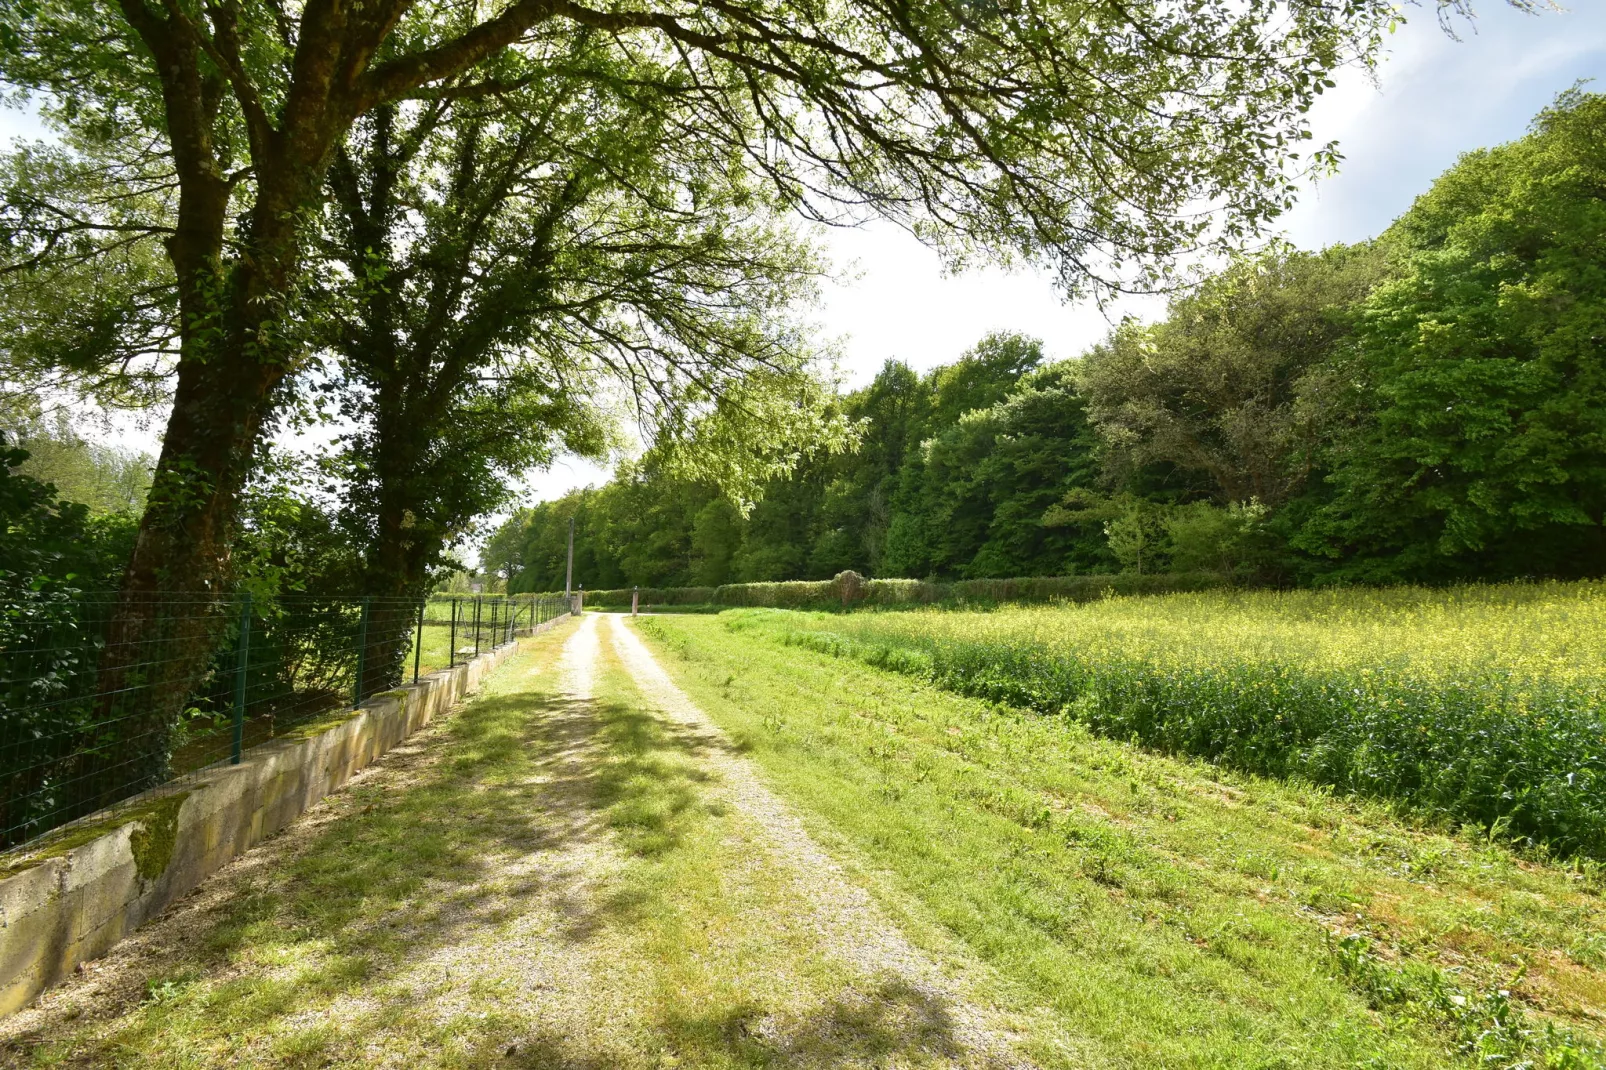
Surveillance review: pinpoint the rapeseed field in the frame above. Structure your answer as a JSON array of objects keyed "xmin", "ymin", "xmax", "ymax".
[{"xmin": 765, "ymin": 582, "xmax": 1606, "ymax": 858}]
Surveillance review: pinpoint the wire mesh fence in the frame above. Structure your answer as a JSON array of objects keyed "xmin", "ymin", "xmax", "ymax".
[{"xmin": 0, "ymin": 592, "xmax": 569, "ymax": 852}]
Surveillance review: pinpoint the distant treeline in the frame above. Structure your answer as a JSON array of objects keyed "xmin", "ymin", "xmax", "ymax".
[
  {"xmin": 577, "ymin": 572, "xmax": 1227, "ymax": 610},
  {"xmin": 488, "ymin": 91, "xmax": 1606, "ymax": 591}
]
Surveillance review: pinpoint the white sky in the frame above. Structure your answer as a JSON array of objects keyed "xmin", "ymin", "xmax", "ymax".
[{"xmin": 5, "ymin": 2, "xmax": 1605, "ymax": 505}]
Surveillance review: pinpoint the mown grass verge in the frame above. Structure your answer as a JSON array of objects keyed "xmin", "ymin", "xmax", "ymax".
[{"xmin": 636, "ymin": 611, "xmax": 1606, "ymax": 1069}]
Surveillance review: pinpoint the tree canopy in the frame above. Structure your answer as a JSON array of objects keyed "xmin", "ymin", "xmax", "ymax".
[
  {"xmin": 0, "ymin": 0, "xmax": 1462, "ymax": 614},
  {"xmin": 492, "ymin": 88, "xmax": 1606, "ymax": 591},
  {"xmin": 1296, "ymin": 88, "xmax": 1606, "ymax": 580}
]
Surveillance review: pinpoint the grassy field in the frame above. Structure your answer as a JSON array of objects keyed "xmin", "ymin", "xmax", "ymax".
[
  {"xmin": 637, "ymin": 609, "xmax": 1606, "ymax": 1069},
  {"xmin": 409, "ymin": 601, "xmax": 570, "ymax": 677},
  {"xmin": 408, "ymin": 620, "xmax": 475, "ymax": 677},
  {"xmin": 741, "ymin": 583, "xmax": 1606, "ymax": 860}
]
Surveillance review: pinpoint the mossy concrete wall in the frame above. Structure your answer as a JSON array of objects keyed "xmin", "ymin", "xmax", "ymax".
[{"xmin": 0, "ymin": 626, "xmax": 548, "ymax": 1018}]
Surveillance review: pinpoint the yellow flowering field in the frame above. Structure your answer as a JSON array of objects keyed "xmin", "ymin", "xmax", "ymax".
[{"xmin": 760, "ymin": 581, "xmax": 1606, "ymax": 858}]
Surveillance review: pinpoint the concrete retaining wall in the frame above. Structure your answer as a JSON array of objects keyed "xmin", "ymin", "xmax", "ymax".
[{"xmin": 0, "ymin": 618, "xmax": 563, "ymax": 1018}]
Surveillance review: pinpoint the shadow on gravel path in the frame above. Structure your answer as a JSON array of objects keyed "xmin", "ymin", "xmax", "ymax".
[{"xmin": 0, "ymin": 615, "xmax": 1026, "ymax": 1069}]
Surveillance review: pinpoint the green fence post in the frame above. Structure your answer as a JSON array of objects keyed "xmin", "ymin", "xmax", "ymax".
[
  {"xmin": 353, "ymin": 596, "xmax": 371, "ymax": 709},
  {"xmin": 472, "ymin": 597, "xmax": 482, "ymax": 657},
  {"xmin": 449, "ymin": 597, "xmax": 458, "ymax": 668},
  {"xmin": 414, "ymin": 598, "xmax": 424, "ymax": 683},
  {"xmin": 232, "ymin": 592, "xmax": 252, "ymax": 765}
]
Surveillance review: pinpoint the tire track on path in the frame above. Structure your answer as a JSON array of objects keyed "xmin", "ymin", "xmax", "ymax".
[
  {"xmin": 1, "ymin": 614, "xmax": 1036, "ymax": 1068},
  {"xmin": 603, "ymin": 613, "xmax": 1031, "ymax": 1069}
]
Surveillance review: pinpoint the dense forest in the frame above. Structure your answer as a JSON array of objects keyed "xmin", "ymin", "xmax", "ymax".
[{"xmin": 490, "ymin": 90, "xmax": 1606, "ymax": 592}]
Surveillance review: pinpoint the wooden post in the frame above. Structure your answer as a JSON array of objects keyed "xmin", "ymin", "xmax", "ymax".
[{"xmin": 632, "ymin": 586, "xmax": 639, "ymax": 617}]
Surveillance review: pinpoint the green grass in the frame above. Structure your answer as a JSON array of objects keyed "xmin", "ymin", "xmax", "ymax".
[
  {"xmin": 407, "ymin": 619, "xmax": 499, "ymax": 677},
  {"xmin": 407, "ymin": 606, "xmax": 565, "ymax": 677},
  {"xmin": 635, "ymin": 611, "xmax": 1606, "ymax": 1069},
  {"xmin": 745, "ymin": 583, "xmax": 1606, "ymax": 859},
  {"xmin": 2, "ymin": 618, "xmax": 1002, "ymax": 1068}
]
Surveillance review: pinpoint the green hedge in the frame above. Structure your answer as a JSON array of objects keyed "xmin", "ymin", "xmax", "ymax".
[
  {"xmin": 580, "ymin": 586, "xmax": 716, "ymax": 607},
  {"xmin": 576, "ymin": 571, "xmax": 1227, "ymax": 611}
]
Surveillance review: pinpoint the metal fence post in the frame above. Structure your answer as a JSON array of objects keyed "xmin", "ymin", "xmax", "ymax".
[
  {"xmin": 472, "ymin": 597, "xmax": 482, "ymax": 657},
  {"xmin": 232, "ymin": 592, "xmax": 252, "ymax": 765},
  {"xmin": 353, "ymin": 596, "xmax": 371, "ymax": 709},
  {"xmin": 448, "ymin": 597, "xmax": 458, "ymax": 669},
  {"xmin": 414, "ymin": 598, "xmax": 425, "ymax": 683}
]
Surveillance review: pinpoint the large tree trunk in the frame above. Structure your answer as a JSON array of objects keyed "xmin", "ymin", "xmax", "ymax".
[
  {"xmin": 58, "ymin": 0, "xmax": 558, "ymax": 824},
  {"xmin": 71, "ymin": 183, "xmax": 305, "ymax": 816},
  {"xmin": 355, "ymin": 394, "xmax": 438, "ymax": 699}
]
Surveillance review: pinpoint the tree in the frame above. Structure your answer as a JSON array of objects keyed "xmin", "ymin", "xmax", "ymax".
[
  {"xmin": 872, "ymin": 346, "xmax": 1110, "ymax": 579},
  {"xmin": 1077, "ymin": 243, "xmax": 1390, "ymax": 509},
  {"xmin": 315, "ymin": 57, "xmax": 859, "ymax": 691},
  {"xmin": 928, "ymin": 333, "xmax": 1045, "ymax": 429},
  {"xmin": 10, "ymin": 412, "xmax": 153, "ymax": 516},
  {"xmin": 1296, "ymin": 89, "xmax": 1606, "ymax": 581},
  {"xmin": 0, "ymin": 0, "xmax": 1447, "ymax": 610},
  {"xmin": 928, "ymin": 361, "xmax": 1107, "ymax": 577},
  {"xmin": 0, "ymin": 437, "xmax": 141, "ymax": 842},
  {"xmin": 691, "ymin": 499, "xmax": 744, "ymax": 587},
  {"xmin": 0, "ymin": 129, "xmax": 177, "ymax": 416},
  {"xmin": 805, "ymin": 361, "xmax": 927, "ymax": 578},
  {"xmin": 1164, "ymin": 500, "xmax": 1271, "ymax": 576},
  {"xmin": 880, "ymin": 333, "xmax": 1046, "ymax": 576}
]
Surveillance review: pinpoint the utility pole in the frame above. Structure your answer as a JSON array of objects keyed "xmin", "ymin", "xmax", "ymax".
[{"xmin": 564, "ymin": 516, "xmax": 575, "ymax": 598}]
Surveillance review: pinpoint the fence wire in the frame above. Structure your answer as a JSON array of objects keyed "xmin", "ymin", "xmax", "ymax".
[{"xmin": 0, "ymin": 592, "xmax": 568, "ymax": 851}]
